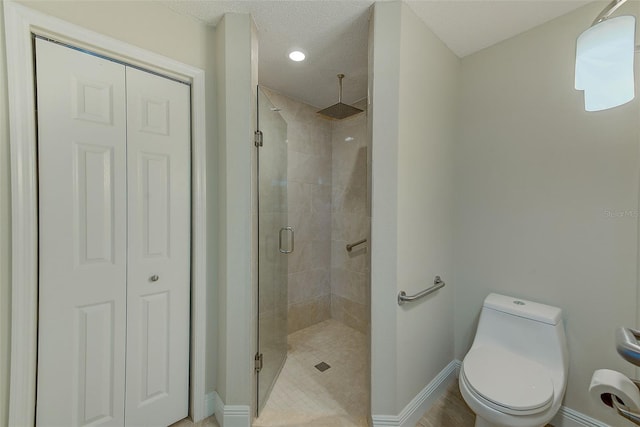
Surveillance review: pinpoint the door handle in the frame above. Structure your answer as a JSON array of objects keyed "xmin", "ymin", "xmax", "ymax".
[{"xmin": 279, "ymin": 227, "xmax": 294, "ymax": 254}]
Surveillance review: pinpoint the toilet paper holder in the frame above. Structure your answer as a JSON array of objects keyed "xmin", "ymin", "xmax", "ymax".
[
  {"xmin": 612, "ymin": 394, "xmax": 640, "ymax": 426},
  {"xmin": 613, "ymin": 327, "xmax": 640, "ymax": 425}
]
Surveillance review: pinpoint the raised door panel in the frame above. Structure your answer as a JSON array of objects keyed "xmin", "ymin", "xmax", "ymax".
[
  {"xmin": 124, "ymin": 66, "xmax": 191, "ymax": 427},
  {"xmin": 35, "ymin": 38, "xmax": 127, "ymax": 427}
]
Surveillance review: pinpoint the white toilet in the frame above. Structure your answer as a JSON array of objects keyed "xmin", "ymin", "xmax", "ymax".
[{"xmin": 459, "ymin": 293, "xmax": 568, "ymax": 427}]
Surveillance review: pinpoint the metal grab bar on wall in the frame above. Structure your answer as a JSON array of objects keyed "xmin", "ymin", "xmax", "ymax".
[
  {"xmin": 616, "ymin": 327, "xmax": 640, "ymax": 367},
  {"xmin": 346, "ymin": 238, "xmax": 367, "ymax": 252},
  {"xmin": 397, "ymin": 276, "xmax": 445, "ymax": 306},
  {"xmin": 611, "ymin": 327, "xmax": 640, "ymax": 426}
]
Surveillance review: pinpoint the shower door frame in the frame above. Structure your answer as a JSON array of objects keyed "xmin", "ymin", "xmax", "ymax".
[{"xmin": 255, "ymin": 86, "xmax": 290, "ymax": 416}]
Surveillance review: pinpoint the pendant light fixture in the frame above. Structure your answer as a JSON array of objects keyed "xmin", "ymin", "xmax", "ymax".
[{"xmin": 575, "ymin": 0, "xmax": 636, "ymax": 111}]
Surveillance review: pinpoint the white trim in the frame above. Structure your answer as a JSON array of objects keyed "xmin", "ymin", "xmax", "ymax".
[
  {"xmin": 4, "ymin": 1, "xmax": 208, "ymax": 424},
  {"xmin": 205, "ymin": 392, "xmax": 217, "ymax": 418},
  {"xmin": 212, "ymin": 393, "xmax": 251, "ymax": 427},
  {"xmin": 372, "ymin": 359, "xmax": 459, "ymax": 427},
  {"xmin": 395, "ymin": 359, "xmax": 609, "ymax": 427},
  {"xmin": 215, "ymin": 392, "xmax": 225, "ymax": 419},
  {"xmin": 551, "ymin": 406, "xmax": 610, "ymax": 427},
  {"xmin": 370, "ymin": 359, "xmax": 610, "ymax": 427}
]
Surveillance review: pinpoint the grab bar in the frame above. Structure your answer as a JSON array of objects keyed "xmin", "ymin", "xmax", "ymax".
[
  {"xmin": 398, "ymin": 276, "xmax": 445, "ymax": 305},
  {"xmin": 610, "ymin": 327, "xmax": 640, "ymax": 425},
  {"xmin": 616, "ymin": 327, "xmax": 640, "ymax": 367},
  {"xmin": 346, "ymin": 238, "xmax": 367, "ymax": 252}
]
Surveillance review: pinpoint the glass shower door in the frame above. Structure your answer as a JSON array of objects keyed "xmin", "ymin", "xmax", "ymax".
[{"xmin": 256, "ymin": 87, "xmax": 289, "ymax": 415}]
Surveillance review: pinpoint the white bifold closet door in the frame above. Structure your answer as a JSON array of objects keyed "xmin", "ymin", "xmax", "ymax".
[{"xmin": 35, "ymin": 38, "xmax": 190, "ymax": 427}]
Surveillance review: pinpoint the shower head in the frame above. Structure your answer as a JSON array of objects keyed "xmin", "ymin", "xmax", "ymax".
[{"xmin": 317, "ymin": 74, "xmax": 363, "ymax": 120}]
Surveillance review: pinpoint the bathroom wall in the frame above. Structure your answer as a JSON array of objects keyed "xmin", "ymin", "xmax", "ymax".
[
  {"xmin": 453, "ymin": 1, "xmax": 640, "ymax": 423},
  {"xmin": 370, "ymin": 1, "xmax": 458, "ymax": 418},
  {"xmin": 260, "ymin": 88, "xmax": 333, "ymax": 334},
  {"xmin": 1, "ymin": 0, "xmax": 220, "ymax": 418},
  {"xmin": 331, "ymin": 106, "xmax": 370, "ymax": 334},
  {"xmin": 0, "ymin": 2, "xmax": 10, "ymax": 424},
  {"xmin": 215, "ymin": 13, "xmax": 257, "ymax": 409}
]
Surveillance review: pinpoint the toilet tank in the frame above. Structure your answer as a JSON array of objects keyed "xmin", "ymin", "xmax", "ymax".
[{"xmin": 473, "ymin": 293, "xmax": 569, "ymax": 377}]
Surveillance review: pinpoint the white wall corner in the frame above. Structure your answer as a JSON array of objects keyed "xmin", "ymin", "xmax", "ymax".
[
  {"xmin": 212, "ymin": 393, "xmax": 251, "ymax": 427},
  {"xmin": 372, "ymin": 359, "xmax": 459, "ymax": 427}
]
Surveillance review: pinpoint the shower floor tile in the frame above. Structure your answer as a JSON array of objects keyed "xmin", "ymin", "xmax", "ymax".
[{"xmin": 253, "ymin": 319, "xmax": 369, "ymax": 427}]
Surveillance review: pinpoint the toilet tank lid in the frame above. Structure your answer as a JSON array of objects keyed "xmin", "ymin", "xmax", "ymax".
[{"xmin": 484, "ymin": 293, "xmax": 562, "ymax": 325}]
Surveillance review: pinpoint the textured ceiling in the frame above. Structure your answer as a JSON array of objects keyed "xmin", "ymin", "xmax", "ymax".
[
  {"xmin": 406, "ymin": 1, "xmax": 593, "ymax": 58},
  {"xmin": 163, "ymin": 0, "xmax": 594, "ymax": 108}
]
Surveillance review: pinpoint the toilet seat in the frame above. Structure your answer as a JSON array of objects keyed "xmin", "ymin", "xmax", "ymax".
[{"xmin": 461, "ymin": 345, "xmax": 554, "ymax": 416}]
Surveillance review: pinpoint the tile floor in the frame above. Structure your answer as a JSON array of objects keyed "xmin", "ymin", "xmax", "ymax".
[
  {"xmin": 169, "ymin": 415, "xmax": 219, "ymax": 427},
  {"xmin": 173, "ymin": 320, "xmax": 553, "ymax": 427},
  {"xmin": 171, "ymin": 382, "xmax": 469, "ymax": 427},
  {"xmin": 415, "ymin": 382, "xmax": 476, "ymax": 427},
  {"xmin": 174, "ymin": 377, "xmax": 555, "ymax": 427},
  {"xmin": 415, "ymin": 381, "xmax": 554, "ymax": 427},
  {"xmin": 253, "ymin": 319, "xmax": 369, "ymax": 427}
]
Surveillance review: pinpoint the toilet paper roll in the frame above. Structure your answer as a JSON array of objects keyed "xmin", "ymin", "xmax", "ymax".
[{"xmin": 589, "ymin": 369, "xmax": 640, "ymax": 415}]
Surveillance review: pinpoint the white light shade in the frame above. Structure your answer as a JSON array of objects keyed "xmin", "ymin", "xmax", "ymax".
[{"xmin": 575, "ymin": 15, "xmax": 636, "ymax": 112}]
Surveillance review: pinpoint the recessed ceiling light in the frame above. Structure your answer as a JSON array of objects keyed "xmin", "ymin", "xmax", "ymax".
[{"xmin": 289, "ymin": 50, "xmax": 306, "ymax": 62}]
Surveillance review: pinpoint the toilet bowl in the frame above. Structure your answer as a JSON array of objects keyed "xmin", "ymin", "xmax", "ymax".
[{"xmin": 459, "ymin": 293, "xmax": 568, "ymax": 427}]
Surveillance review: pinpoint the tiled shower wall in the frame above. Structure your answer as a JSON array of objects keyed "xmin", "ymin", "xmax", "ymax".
[
  {"xmin": 261, "ymin": 88, "xmax": 333, "ymax": 334},
  {"xmin": 330, "ymin": 107, "xmax": 369, "ymax": 334},
  {"xmin": 262, "ymin": 88, "xmax": 368, "ymax": 335}
]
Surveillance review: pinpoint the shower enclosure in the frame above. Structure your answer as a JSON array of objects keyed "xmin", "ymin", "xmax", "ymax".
[
  {"xmin": 254, "ymin": 85, "xmax": 370, "ymax": 425},
  {"xmin": 256, "ymin": 86, "xmax": 290, "ymax": 414}
]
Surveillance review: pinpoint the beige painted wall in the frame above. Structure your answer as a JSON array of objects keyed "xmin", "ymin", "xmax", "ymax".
[
  {"xmin": 18, "ymin": 0, "xmax": 210, "ymax": 71},
  {"xmin": 370, "ymin": 1, "xmax": 458, "ymax": 415},
  {"xmin": 395, "ymin": 1, "xmax": 458, "ymax": 411},
  {"xmin": 215, "ymin": 13, "xmax": 257, "ymax": 407},
  {"xmin": 370, "ymin": 3, "xmax": 401, "ymax": 413},
  {"xmin": 454, "ymin": 1, "xmax": 640, "ymax": 424},
  {"xmin": 0, "ymin": 2, "xmax": 11, "ymax": 425},
  {"xmin": 0, "ymin": 2, "xmax": 219, "ymax": 420}
]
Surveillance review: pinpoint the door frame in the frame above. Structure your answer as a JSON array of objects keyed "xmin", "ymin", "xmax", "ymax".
[{"xmin": 4, "ymin": 1, "xmax": 208, "ymax": 424}]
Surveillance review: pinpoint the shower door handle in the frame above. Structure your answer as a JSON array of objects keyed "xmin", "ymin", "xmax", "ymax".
[{"xmin": 279, "ymin": 227, "xmax": 294, "ymax": 254}]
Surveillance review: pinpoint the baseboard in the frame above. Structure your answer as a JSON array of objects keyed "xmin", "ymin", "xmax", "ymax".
[
  {"xmin": 210, "ymin": 392, "xmax": 251, "ymax": 427},
  {"xmin": 371, "ymin": 359, "xmax": 459, "ymax": 427},
  {"xmin": 551, "ymin": 406, "xmax": 609, "ymax": 427},
  {"xmin": 205, "ymin": 392, "xmax": 217, "ymax": 418},
  {"xmin": 370, "ymin": 359, "xmax": 611, "ymax": 427}
]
